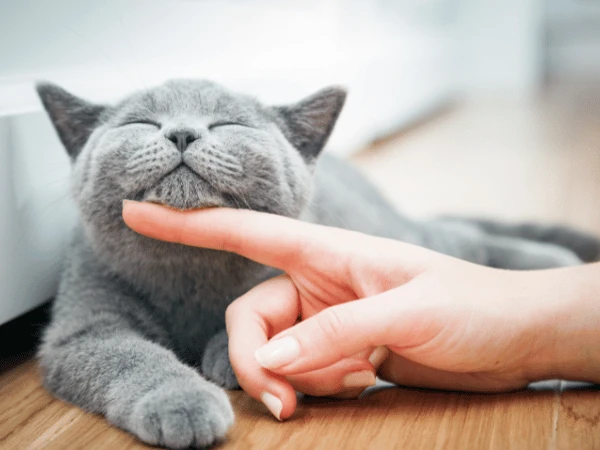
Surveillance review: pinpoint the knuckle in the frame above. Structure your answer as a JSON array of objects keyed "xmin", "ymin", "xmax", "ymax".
[
  {"xmin": 224, "ymin": 302, "xmax": 241, "ymax": 324},
  {"xmin": 224, "ymin": 302, "xmax": 236, "ymax": 319},
  {"xmin": 316, "ymin": 308, "xmax": 348, "ymax": 344}
]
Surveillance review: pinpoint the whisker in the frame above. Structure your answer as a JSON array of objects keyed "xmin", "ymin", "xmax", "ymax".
[
  {"xmin": 198, "ymin": 154, "xmax": 242, "ymax": 174},
  {"xmin": 234, "ymin": 187, "xmax": 252, "ymax": 211}
]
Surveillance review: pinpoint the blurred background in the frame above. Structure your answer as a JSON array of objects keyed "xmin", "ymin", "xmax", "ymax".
[{"xmin": 1, "ymin": 0, "xmax": 599, "ymax": 325}]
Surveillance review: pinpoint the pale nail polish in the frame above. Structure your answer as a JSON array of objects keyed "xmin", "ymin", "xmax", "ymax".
[
  {"xmin": 343, "ymin": 370, "xmax": 376, "ymax": 389},
  {"xmin": 368, "ymin": 346, "xmax": 389, "ymax": 368},
  {"xmin": 255, "ymin": 336, "xmax": 301, "ymax": 369},
  {"xmin": 261, "ymin": 392, "xmax": 283, "ymax": 421}
]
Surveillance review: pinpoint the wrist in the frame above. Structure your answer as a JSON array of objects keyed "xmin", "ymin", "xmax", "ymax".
[{"xmin": 522, "ymin": 263, "xmax": 600, "ymax": 383}]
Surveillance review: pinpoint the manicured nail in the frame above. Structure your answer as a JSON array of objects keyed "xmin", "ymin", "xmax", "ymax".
[
  {"xmin": 343, "ymin": 370, "xmax": 376, "ymax": 389},
  {"xmin": 368, "ymin": 346, "xmax": 389, "ymax": 368},
  {"xmin": 260, "ymin": 392, "xmax": 283, "ymax": 421},
  {"xmin": 255, "ymin": 336, "xmax": 300, "ymax": 369}
]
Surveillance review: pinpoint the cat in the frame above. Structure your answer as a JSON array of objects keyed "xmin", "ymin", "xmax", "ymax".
[{"xmin": 36, "ymin": 79, "xmax": 598, "ymax": 449}]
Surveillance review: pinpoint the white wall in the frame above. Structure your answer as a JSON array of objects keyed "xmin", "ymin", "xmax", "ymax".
[
  {"xmin": 454, "ymin": 0, "xmax": 545, "ymax": 98},
  {"xmin": 0, "ymin": 0, "xmax": 455, "ymax": 324},
  {"xmin": 0, "ymin": 0, "xmax": 454, "ymax": 153}
]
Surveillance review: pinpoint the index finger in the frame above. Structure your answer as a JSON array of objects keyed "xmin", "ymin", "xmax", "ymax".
[{"xmin": 122, "ymin": 200, "xmax": 356, "ymax": 271}]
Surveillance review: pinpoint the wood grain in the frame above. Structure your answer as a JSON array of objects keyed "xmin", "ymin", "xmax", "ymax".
[
  {"xmin": 557, "ymin": 383, "xmax": 600, "ymax": 450},
  {"xmin": 3, "ymin": 83, "xmax": 600, "ymax": 449},
  {"xmin": 227, "ymin": 386, "xmax": 561, "ymax": 450},
  {"xmin": 0, "ymin": 362, "xmax": 567, "ymax": 450}
]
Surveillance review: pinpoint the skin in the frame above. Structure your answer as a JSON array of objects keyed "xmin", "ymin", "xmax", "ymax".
[{"xmin": 123, "ymin": 201, "xmax": 600, "ymax": 420}]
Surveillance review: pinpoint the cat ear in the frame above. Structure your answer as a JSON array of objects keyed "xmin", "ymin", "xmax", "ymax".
[
  {"xmin": 36, "ymin": 82, "xmax": 106, "ymax": 159},
  {"xmin": 271, "ymin": 86, "xmax": 347, "ymax": 160}
]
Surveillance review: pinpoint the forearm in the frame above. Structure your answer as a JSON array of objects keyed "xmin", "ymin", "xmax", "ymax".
[{"xmin": 523, "ymin": 262, "xmax": 600, "ymax": 384}]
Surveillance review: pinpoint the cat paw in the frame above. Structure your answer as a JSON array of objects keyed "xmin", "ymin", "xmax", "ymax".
[
  {"xmin": 128, "ymin": 378, "xmax": 234, "ymax": 449},
  {"xmin": 202, "ymin": 331, "xmax": 240, "ymax": 390}
]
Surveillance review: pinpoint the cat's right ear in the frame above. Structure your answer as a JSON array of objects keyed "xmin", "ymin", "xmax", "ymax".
[
  {"xmin": 36, "ymin": 82, "xmax": 106, "ymax": 159},
  {"xmin": 270, "ymin": 86, "xmax": 347, "ymax": 162}
]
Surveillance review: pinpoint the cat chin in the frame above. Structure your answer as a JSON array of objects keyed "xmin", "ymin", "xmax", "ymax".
[
  {"xmin": 136, "ymin": 165, "xmax": 233, "ymax": 211},
  {"xmin": 142, "ymin": 199, "xmax": 224, "ymax": 212},
  {"xmin": 139, "ymin": 195, "xmax": 230, "ymax": 211}
]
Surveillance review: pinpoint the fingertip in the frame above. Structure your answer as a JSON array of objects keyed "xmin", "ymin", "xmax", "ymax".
[
  {"xmin": 121, "ymin": 199, "xmax": 154, "ymax": 232},
  {"xmin": 122, "ymin": 198, "xmax": 145, "ymax": 213},
  {"xmin": 252, "ymin": 375, "xmax": 297, "ymax": 421},
  {"xmin": 283, "ymin": 356, "xmax": 374, "ymax": 398},
  {"xmin": 121, "ymin": 200, "xmax": 185, "ymax": 244},
  {"xmin": 121, "ymin": 199, "xmax": 136, "ymax": 225},
  {"xmin": 368, "ymin": 346, "xmax": 389, "ymax": 369},
  {"xmin": 342, "ymin": 370, "xmax": 376, "ymax": 389},
  {"xmin": 271, "ymin": 381, "xmax": 298, "ymax": 421},
  {"xmin": 260, "ymin": 392, "xmax": 283, "ymax": 421}
]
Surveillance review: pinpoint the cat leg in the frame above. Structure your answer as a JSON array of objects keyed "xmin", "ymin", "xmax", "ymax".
[
  {"xmin": 202, "ymin": 329, "xmax": 240, "ymax": 389},
  {"xmin": 40, "ymin": 318, "xmax": 233, "ymax": 448},
  {"xmin": 480, "ymin": 234, "xmax": 582, "ymax": 270},
  {"xmin": 423, "ymin": 220, "xmax": 581, "ymax": 269},
  {"xmin": 440, "ymin": 217, "xmax": 600, "ymax": 263},
  {"xmin": 39, "ymin": 285, "xmax": 233, "ymax": 449}
]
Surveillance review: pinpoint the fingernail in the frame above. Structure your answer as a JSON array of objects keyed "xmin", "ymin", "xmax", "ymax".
[
  {"xmin": 368, "ymin": 346, "xmax": 389, "ymax": 368},
  {"xmin": 260, "ymin": 392, "xmax": 283, "ymax": 421},
  {"xmin": 255, "ymin": 336, "xmax": 300, "ymax": 369},
  {"xmin": 343, "ymin": 370, "xmax": 376, "ymax": 389}
]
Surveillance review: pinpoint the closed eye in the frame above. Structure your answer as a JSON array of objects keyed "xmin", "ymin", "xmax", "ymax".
[
  {"xmin": 120, "ymin": 120, "xmax": 162, "ymax": 129},
  {"xmin": 208, "ymin": 121, "xmax": 250, "ymax": 130}
]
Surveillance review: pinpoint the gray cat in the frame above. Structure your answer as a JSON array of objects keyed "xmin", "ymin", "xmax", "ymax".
[{"xmin": 36, "ymin": 79, "xmax": 598, "ymax": 449}]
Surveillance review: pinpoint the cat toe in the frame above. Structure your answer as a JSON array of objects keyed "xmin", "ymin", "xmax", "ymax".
[{"xmin": 129, "ymin": 378, "xmax": 234, "ymax": 449}]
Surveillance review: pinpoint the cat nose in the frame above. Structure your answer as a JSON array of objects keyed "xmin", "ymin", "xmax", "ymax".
[{"xmin": 166, "ymin": 129, "xmax": 198, "ymax": 153}]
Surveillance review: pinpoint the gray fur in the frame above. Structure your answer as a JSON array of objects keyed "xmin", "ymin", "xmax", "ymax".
[
  {"xmin": 444, "ymin": 217, "xmax": 600, "ymax": 263},
  {"xmin": 37, "ymin": 83, "xmax": 107, "ymax": 158},
  {"xmin": 36, "ymin": 79, "xmax": 596, "ymax": 449}
]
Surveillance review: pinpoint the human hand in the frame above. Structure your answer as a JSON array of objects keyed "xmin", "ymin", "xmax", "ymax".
[{"xmin": 122, "ymin": 201, "xmax": 599, "ymax": 420}]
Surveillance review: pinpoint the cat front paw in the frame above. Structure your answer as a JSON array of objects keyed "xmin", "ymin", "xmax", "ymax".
[
  {"xmin": 128, "ymin": 378, "xmax": 234, "ymax": 449},
  {"xmin": 202, "ymin": 331, "xmax": 240, "ymax": 389}
]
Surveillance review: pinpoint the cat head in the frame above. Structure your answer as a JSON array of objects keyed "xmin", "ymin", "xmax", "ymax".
[
  {"xmin": 37, "ymin": 80, "xmax": 345, "ymax": 276},
  {"xmin": 37, "ymin": 80, "xmax": 346, "ymax": 220}
]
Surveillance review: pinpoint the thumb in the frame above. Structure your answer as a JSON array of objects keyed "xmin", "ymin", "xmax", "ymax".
[{"xmin": 254, "ymin": 282, "xmax": 430, "ymax": 375}]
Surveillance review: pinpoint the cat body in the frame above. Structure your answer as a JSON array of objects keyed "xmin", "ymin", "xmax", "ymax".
[{"xmin": 36, "ymin": 79, "xmax": 596, "ymax": 449}]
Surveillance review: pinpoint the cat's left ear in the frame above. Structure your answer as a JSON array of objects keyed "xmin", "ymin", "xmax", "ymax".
[
  {"xmin": 36, "ymin": 82, "xmax": 107, "ymax": 159},
  {"xmin": 270, "ymin": 86, "xmax": 347, "ymax": 161}
]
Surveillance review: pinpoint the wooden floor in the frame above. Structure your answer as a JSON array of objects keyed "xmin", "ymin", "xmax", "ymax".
[{"xmin": 2, "ymin": 83, "xmax": 600, "ymax": 449}]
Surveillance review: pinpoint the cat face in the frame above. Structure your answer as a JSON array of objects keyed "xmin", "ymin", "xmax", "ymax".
[
  {"xmin": 38, "ymin": 80, "xmax": 346, "ymax": 220},
  {"xmin": 37, "ymin": 80, "xmax": 346, "ymax": 260}
]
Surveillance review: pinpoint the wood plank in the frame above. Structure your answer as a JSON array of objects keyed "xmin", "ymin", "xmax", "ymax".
[
  {"xmin": 0, "ymin": 360, "xmax": 559, "ymax": 450},
  {"xmin": 226, "ymin": 386, "xmax": 559, "ymax": 450},
  {"xmin": 556, "ymin": 384, "xmax": 600, "ymax": 450}
]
